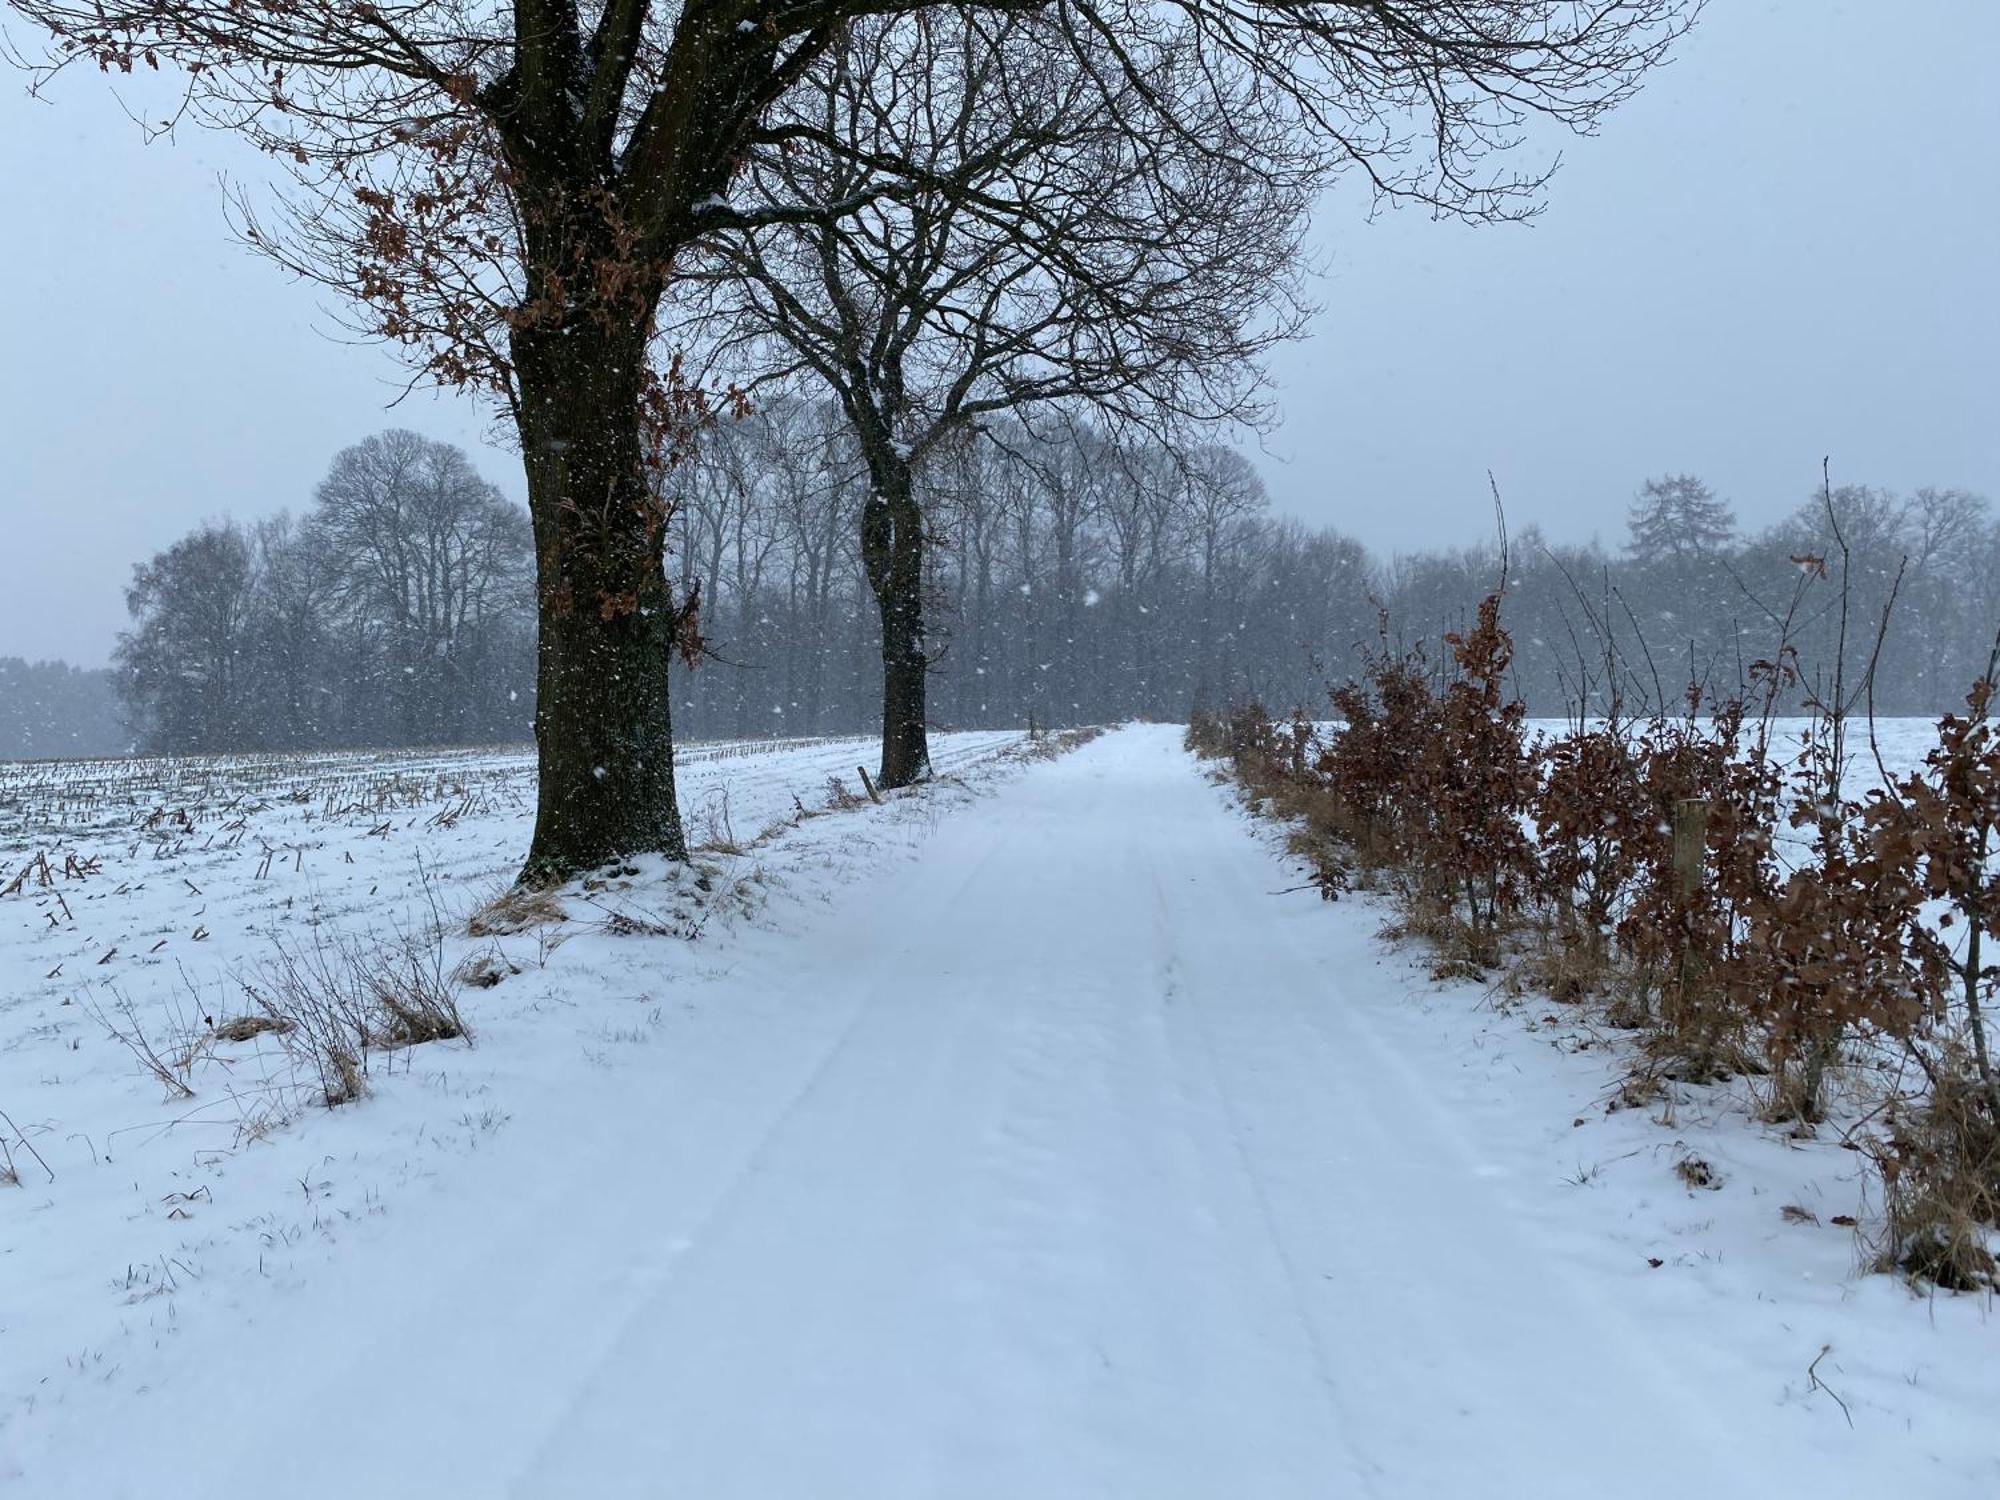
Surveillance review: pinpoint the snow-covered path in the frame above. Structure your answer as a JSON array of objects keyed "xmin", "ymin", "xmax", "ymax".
[
  {"xmin": 8, "ymin": 727, "xmax": 1988, "ymax": 1497},
  {"xmin": 506, "ymin": 730, "xmax": 1753, "ymax": 1500}
]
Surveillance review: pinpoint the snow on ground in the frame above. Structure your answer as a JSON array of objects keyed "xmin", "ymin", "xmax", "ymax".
[
  {"xmin": 3, "ymin": 725, "xmax": 1994, "ymax": 1497},
  {"xmin": 0, "ymin": 731, "xmax": 1016, "ymax": 1469}
]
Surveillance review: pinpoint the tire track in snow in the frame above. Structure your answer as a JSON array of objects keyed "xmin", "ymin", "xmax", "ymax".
[
  {"xmin": 1145, "ymin": 871, "xmax": 1388, "ymax": 1497},
  {"xmin": 505, "ymin": 730, "xmax": 1371, "ymax": 1498},
  {"xmin": 500, "ymin": 817, "xmax": 1023, "ymax": 1494},
  {"xmin": 1151, "ymin": 750, "xmax": 1868, "ymax": 1499}
]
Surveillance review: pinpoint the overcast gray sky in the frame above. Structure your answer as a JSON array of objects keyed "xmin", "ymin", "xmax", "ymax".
[{"xmin": 2, "ymin": 2, "xmax": 1995, "ymax": 667}]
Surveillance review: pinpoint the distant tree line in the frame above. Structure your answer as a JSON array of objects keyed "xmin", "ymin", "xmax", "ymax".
[
  {"xmin": 80, "ymin": 424, "xmax": 1996, "ymax": 758},
  {"xmin": 1384, "ymin": 474, "xmax": 2000, "ymax": 720},
  {"xmin": 670, "ymin": 412, "xmax": 1997, "ymax": 732},
  {"xmin": 666, "ymin": 400, "xmax": 1365, "ymax": 736},
  {"xmin": 113, "ymin": 430, "xmax": 535, "ymax": 753},
  {"xmin": 0, "ymin": 658, "xmax": 123, "ymax": 760}
]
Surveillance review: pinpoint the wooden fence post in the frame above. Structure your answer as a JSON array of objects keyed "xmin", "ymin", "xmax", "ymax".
[
  {"xmin": 1672, "ymin": 798, "xmax": 1708, "ymax": 899},
  {"xmin": 1671, "ymin": 797, "xmax": 1710, "ymax": 1024}
]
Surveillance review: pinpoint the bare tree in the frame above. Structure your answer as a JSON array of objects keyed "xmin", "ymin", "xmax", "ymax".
[
  {"xmin": 10, "ymin": 0, "xmax": 1698, "ymax": 871},
  {"xmin": 931, "ymin": 430, "xmax": 1009, "ymax": 723},
  {"xmin": 1093, "ymin": 436, "xmax": 1182, "ymax": 715},
  {"xmin": 1001, "ymin": 417, "xmax": 1130, "ymax": 724},
  {"xmin": 1177, "ymin": 444, "xmax": 1268, "ymax": 706},
  {"xmin": 107, "ymin": 436, "xmax": 535, "ymax": 753},
  {"xmin": 764, "ymin": 402, "xmax": 863, "ymax": 730},
  {"xmin": 312, "ymin": 430, "xmax": 533, "ymax": 743},
  {"xmin": 0, "ymin": 657, "xmax": 124, "ymax": 758},
  {"xmin": 669, "ymin": 411, "xmax": 795, "ymax": 732},
  {"xmin": 115, "ymin": 520, "xmax": 258, "ymax": 752},
  {"xmin": 242, "ymin": 512, "xmax": 340, "ymax": 746},
  {"xmin": 682, "ymin": 13, "xmax": 1314, "ymax": 783}
]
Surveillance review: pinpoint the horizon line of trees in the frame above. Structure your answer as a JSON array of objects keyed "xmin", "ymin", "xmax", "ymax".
[
  {"xmin": 11, "ymin": 422, "xmax": 1990, "ymax": 764},
  {"xmin": 105, "ymin": 429, "xmax": 536, "ymax": 757},
  {"xmin": 0, "ymin": 657, "xmax": 125, "ymax": 760},
  {"xmin": 671, "ymin": 419, "xmax": 2000, "ymax": 734}
]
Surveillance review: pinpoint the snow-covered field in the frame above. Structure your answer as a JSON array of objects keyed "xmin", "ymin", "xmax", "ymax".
[
  {"xmin": 1525, "ymin": 714, "xmax": 1942, "ymax": 766},
  {"xmin": 3, "ymin": 725, "xmax": 1994, "ymax": 1497}
]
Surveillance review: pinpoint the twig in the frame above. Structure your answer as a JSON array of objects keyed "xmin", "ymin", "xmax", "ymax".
[
  {"xmin": 0, "ymin": 1103, "xmax": 55, "ymax": 1184},
  {"xmin": 1807, "ymin": 1344, "xmax": 1854, "ymax": 1429}
]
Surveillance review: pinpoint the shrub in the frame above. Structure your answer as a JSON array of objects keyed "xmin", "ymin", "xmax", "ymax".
[
  {"xmin": 1533, "ymin": 725, "xmax": 1643, "ymax": 948},
  {"xmin": 1201, "ymin": 595, "xmax": 2000, "ymax": 1287},
  {"xmin": 1747, "ymin": 812, "xmax": 1925, "ymax": 1121},
  {"xmin": 1319, "ymin": 635, "xmax": 1440, "ymax": 873},
  {"xmin": 1609, "ymin": 701, "xmax": 1782, "ymax": 1074},
  {"xmin": 1860, "ymin": 1057, "xmax": 1999, "ymax": 1289},
  {"xmin": 242, "ymin": 924, "xmax": 469, "ymax": 1107},
  {"xmin": 1315, "ymin": 596, "xmax": 1537, "ymax": 967},
  {"xmin": 1880, "ymin": 682, "xmax": 2000, "ymax": 1117},
  {"xmin": 1426, "ymin": 595, "xmax": 1539, "ymax": 960}
]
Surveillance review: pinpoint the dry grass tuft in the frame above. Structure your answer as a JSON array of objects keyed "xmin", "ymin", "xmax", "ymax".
[
  {"xmin": 1014, "ymin": 725, "xmax": 1108, "ymax": 762},
  {"xmin": 453, "ymin": 947, "xmax": 522, "ymax": 989},
  {"xmin": 1674, "ymin": 1154, "xmax": 1721, "ymax": 1190},
  {"xmin": 1859, "ymin": 1062, "xmax": 2000, "ymax": 1290},
  {"xmin": 243, "ymin": 922, "xmax": 469, "ymax": 1107},
  {"xmin": 468, "ymin": 885, "xmax": 567, "ymax": 936},
  {"xmin": 690, "ymin": 787, "xmax": 749, "ymax": 855},
  {"xmin": 0, "ymin": 1101, "xmax": 52, "ymax": 1187},
  {"xmin": 1640, "ymin": 1017, "xmax": 1757, "ymax": 1089},
  {"xmin": 1502, "ymin": 912, "xmax": 1626, "ymax": 1005},
  {"xmin": 211, "ymin": 1014, "xmax": 292, "ymax": 1043},
  {"xmin": 1426, "ymin": 956, "xmax": 1487, "ymax": 984}
]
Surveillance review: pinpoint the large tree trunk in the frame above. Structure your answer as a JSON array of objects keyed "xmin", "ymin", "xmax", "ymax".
[
  {"xmin": 861, "ymin": 458, "xmax": 931, "ymax": 789},
  {"xmin": 513, "ymin": 317, "xmax": 689, "ymax": 885}
]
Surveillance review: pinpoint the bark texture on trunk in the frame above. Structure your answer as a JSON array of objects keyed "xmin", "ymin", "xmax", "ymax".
[
  {"xmin": 861, "ymin": 457, "xmax": 931, "ymax": 789},
  {"xmin": 514, "ymin": 317, "xmax": 688, "ymax": 885}
]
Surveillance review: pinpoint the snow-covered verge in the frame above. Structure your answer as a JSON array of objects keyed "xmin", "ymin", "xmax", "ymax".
[
  {"xmin": 1, "ymin": 731, "xmax": 1020, "ymax": 1472},
  {"xmin": 1198, "ymin": 729, "xmax": 1999, "ymax": 1486}
]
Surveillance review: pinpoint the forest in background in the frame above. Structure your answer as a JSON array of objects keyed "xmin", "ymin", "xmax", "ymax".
[
  {"xmin": 5, "ymin": 413, "xmax": 1990, "ymax": 760},
  {"xmin": 0, "ymin": 658, "xmax": 123, "ymax": 759}
]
